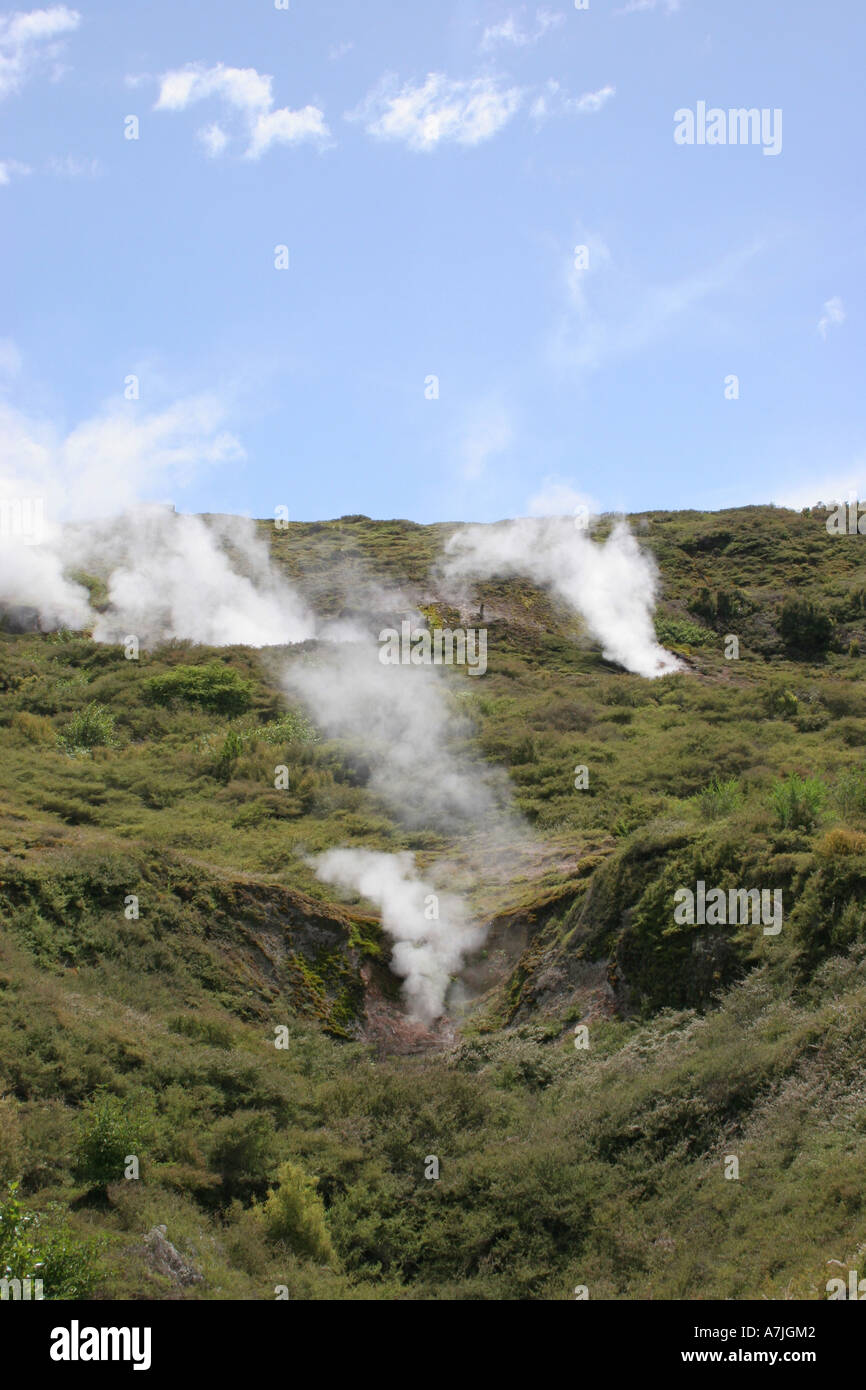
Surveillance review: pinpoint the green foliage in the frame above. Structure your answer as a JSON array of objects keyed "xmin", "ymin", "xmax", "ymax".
[
  {"xmin": 694, "ymin": 775, "xmax": 743, "ymax": 820},
  {"xmin": 779, "ymin": 597, "xmax": 834, "ymax": 658},
  {"xmin": 0, "ymin": 1181, "xmax": 38, "ymax": 1279},
  {"xmin": 256, "ymin": 1160, "xmax": 335, "ymax": 1263},
  {"xmin": 771, "ymin": 774, "xmax": 826, "ymax": 830},
  {"xmin": 73, "ymin": 1094, "xmax": 143, "ymax": 1188},
  {"xmin": 61, "ymin": 702, "xmax": 116, "ymax": 750},
  {"xmin": 168, "ymin": 1015, "xmax": 233, "ymax": 1050},
  {"xmin": 0, "ymin": 1182, "xmax": 97, "ymax": 1297},
  {"xmin": 208, "ymin": 1111, "xmax": 276, "ymax": 1203},
  {"xmin": 143, "ymin": 662, "xmax": 253, "ymax": 715},
  {"xmin": 214, "ymin": 728, "xmax": 244, "ymax": 783},
  {"xmin": 834, "ymin": 770, "xmax": 866, "ymax": 819},
  {"xmin": 654, "ymin": 615, "xmax": 715, "ymax": 648},
  {"xmin": 763, "ymin": 685, "xmax": 799, "ymax": 718},
  {"xmin": 4, "ymin": 506, "xmax": 866, "ymax": 1300}
]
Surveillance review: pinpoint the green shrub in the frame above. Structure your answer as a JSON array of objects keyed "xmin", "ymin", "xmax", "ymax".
[
  {"xmin": 834, "ymin": 770, "xmax": 866, "ymax": 818},
  {"xmin": 61, "ymin": 702, "xmax": 116, "ymax": 750},
  {"xmin": 779, "ymin": 597, "xmax": 834, "ymax": 658},
  {"xmin": 143, "ymin": 662, "xmax": 252, "ymax": 715},
  {"xmin": 214, "ymin": 728, "xmax": 244, "ymax": 783},
  {"xmin": 654, "ymin": 616, "xmax": 715, "ymax": 648},
  {"xmin": 0, "ymin": 1181, "xmax": 38, "ymax": 1279},
  {"xmin": 695, "ymin": 775, "xmax": 742, "ymax": 820},
  {"xmin": 11, "ymin": 711, "xmax": 56, "ymax": 746},
  {"xmin": 256, "ymin": 1160, "xmax": 335, "ymax": 1263},
  {"xmin": 255, "ymin": 711, "xmax": 319, "ymax": 746},
  {"xmin": 771, "ymin": 774, "xmax": 826, "ymax": 830},
  {"xmin": 0, "ymin": 1183, "xmax": 98, "ymax": 1297},
  {"xmin": 168, "ymin": 1015, "xmax": 233, "ymax": 1050},
  {"xmin": 36, "ymin": 1224, "xmax": 100, "ymax": 1299},
  {"xmin": 208, "ymin": 1111, "xmax": 276, "ymax": 1203},
  {"xmin": 73, "ymin": 1094, "xmax": 142, "ymax": 1188},
  {"xmin": 763, "ymin": 686, "xmax": 799, "ymax": 718}
]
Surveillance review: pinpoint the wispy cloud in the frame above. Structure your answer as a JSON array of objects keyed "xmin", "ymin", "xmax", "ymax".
[
  {"xmin": 0, "ymin": 393, "xmax": 244, "ymax": 521},
  {"xmin": 553, "ymin": 240, "xmax": 762, "ymax": 372},
  {"xmin": 46, "ymin": 153, "xmax": 100, "ymax": 177},
  {"xmin": 0, "ymin": 157, "xmax": 30, "ymax": 185},
  {"xmin": 460, "ymin": 398, "xmax": 513, "ymax": 480},
  {"xmin": 0, "ymin": 4, "xmax": 79, "ymax": 99},
  {"xmin": 348, "ymin": 72, "xmax": 523, "ymax": 150},
  {"xmin": 350, "ymin": 69, "xmax": 612, "ymax": 150},
  {"xmin": 818, "ymin": 296, "xmax": 845, "ymax": 339},
  {"xmin": 618, "ymin": 0, "xmax": 682, "ymax": 14},
  {"xmin": 152, "ymin": 61, "xmax": 329, "ymax": 158},
  {"xmin": 480, "ymin": 7, "xmax": 565, "ymax": 52},
  {"xmin": 531, "ymin": 80, "xmax": 615, "ymax": 123},
  {"xmin": 197, "ymin": 122, "xmax": 228, "ymax": 158},
  {"xmin": 771, "ymin": 465, "xmax": 865, "ymax": 510},
  {"xmin": 527, "ymin": 476, "xmax": 598, "ymax": 517},
  {"xmin": 328, "ymin": 40, "xmax": 353, "ymax": 61}
]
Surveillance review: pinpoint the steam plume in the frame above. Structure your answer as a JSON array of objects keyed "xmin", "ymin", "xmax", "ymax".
[
  {"xmin": 314, "ymin": 848, "xmax": 484, "ymax": 1025},
  {"xmin": 443, "ymin": 516, "xmax": 680, "ymax": 678}
]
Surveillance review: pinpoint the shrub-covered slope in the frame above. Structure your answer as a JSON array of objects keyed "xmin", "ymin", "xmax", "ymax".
[{"xmin": 1, "ymin": 504, "xmax": 866, "ymax": 1300}]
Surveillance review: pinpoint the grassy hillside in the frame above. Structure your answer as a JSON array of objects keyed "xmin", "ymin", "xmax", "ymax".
[{"xmin": 2, "ymin": 503, "xmax": 866, "ymax": 1300}]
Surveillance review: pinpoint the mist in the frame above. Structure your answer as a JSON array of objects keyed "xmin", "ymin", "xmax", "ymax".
[
  {"xmin": 284, "ymin": 639, "xmax": 515, "ymax": 831},
  {"xmin": 442, "ymin": 516, "xmax": 681, "ymax": 678},
  {"xmin": 314, "ymin": 848, "xmax": 485, "ymax": 1025},
  {"xmin": 0, "ymin": 507, "xmax": 316, "ymax": 648}
]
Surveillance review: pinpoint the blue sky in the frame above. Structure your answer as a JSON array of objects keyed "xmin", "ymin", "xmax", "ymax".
[{"xmin": 1, "ymin": 0, "xmax": 863, "ymax": 524}]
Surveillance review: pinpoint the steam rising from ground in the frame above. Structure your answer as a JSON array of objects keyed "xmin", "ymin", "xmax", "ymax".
[
  {"xmin": 0, "ymin": 394, "xmax": 681, "ymax": 1024},
  {"xmin": 443, "ymin": 516, "xmax": 680, "ymax": 678},
  {"xmin": 288, "ymin": 639, "xmax": 524, "ymax": 1024},
  {"xmin": 0, "ymin": 395, "xmax": 316, "ymax": 646},
  {"xmin": 285, "ymin": 642, "xmax": 513, "ymax": 830},
  {"xmin": 0, "ymin": 508, "xmax": 315, "ymax": 646},
  {"xmin": 76, "ymin": 510, "xmax": 314, "ymax": 647},
  {"xmin": 314, "ymin": 849, "xmax": 484, "ymax": 1025}
]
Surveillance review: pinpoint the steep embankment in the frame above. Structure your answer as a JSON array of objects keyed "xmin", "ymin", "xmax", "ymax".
[{"xmin": 2, "ymin": 505, "xmax": 866, "ymax": 1298}]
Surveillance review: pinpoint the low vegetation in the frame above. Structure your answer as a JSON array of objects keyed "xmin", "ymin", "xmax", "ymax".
[{"xmin": 1, "ymin": 505, "xmax": 865, "ymax": 1299}]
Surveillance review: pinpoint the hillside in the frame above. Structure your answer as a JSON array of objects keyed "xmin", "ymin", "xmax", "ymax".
[{"xmin": 2, "ymin": 503, "xmax": 866, "ymax": 1300}]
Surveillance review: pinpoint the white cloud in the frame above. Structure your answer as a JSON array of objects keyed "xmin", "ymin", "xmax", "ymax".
[
  {"xmin": 328, "ymin": 40, "xmax": 354, "ymax": 61},
  {"xmin": 480, "ymin": 7, "xmax": 564, "ymax": 51},
  {"xmin": 571, "ymin": 84, "xmax": 616, "ymax": 114},
  {"xmin": 197, "ymin": 122, "xmax": 228, "ymax": 158},
  {"xmin": 460, "ymin": 399, "xmax": 512, "ymax": 480},
  {"xmin": 153, "ymin": 61, "xmax": 329, "ymax": 158},
  {"xmin": 818, "ymin": 296, "xmax": 845, "ymax": 339},
  {"xmin": 0, "ymin": 5, "xmax": 79, "ymax": 99},
  {"xmin": 0, "ymin": 157, "xmax": 30, "ymax": 185},
  {"xmin": 0, "ymin": 394, "xmax": 243, "ymax": 522},
  {"xmin": 349, "ymin": 72, "xmax": 523, "ymax": 151},
  {"xmin": 531, "ymin": 79, "xmax": 615, "ymax": 123},
  {"xmin": 771, "ymin": 467, "xmax": 866, "ymax": 511},
  {"xmin": 527, "ymin": 476, "xmax": 598, "ymax": 517},
  {"xmin": 247, "ymin": 105, "xmax": 329, "ymax": 158}
]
